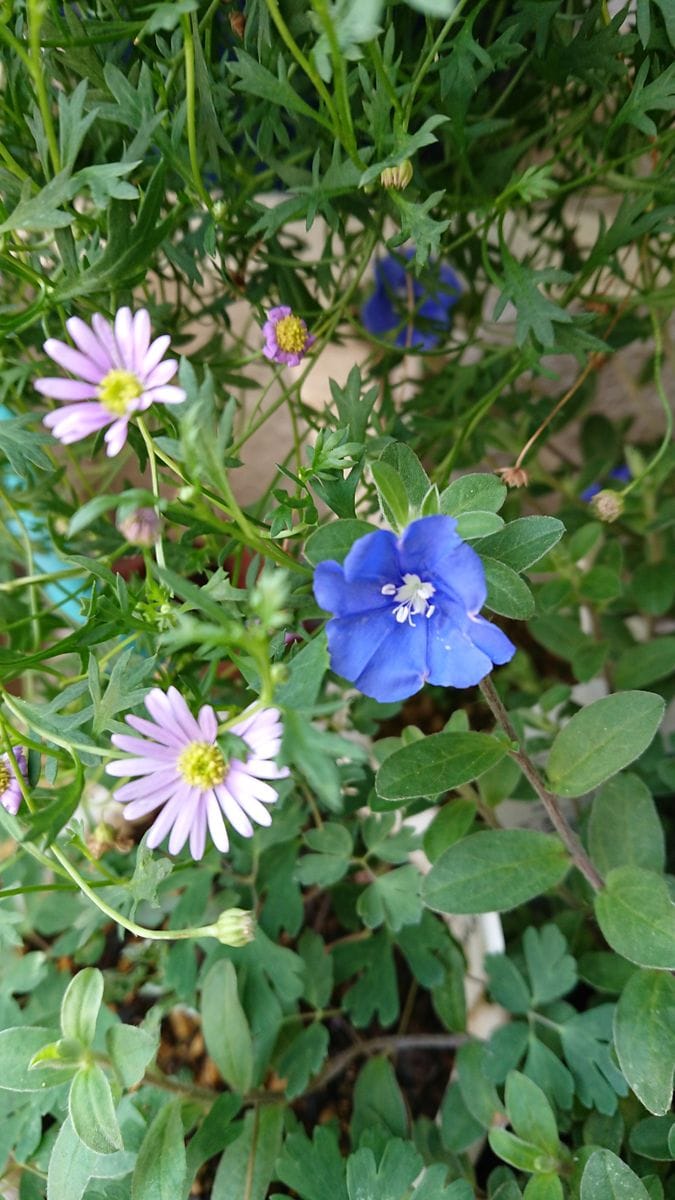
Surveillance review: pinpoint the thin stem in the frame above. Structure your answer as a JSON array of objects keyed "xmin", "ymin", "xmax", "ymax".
[
  {"xmin": 305, "ymin": 1033, "xmax": 469, "ymax": 1097},
  {"xmin": 479, "ymin": 676, "xmax": 604, "ymax": 892},
  {"xmin": 264, "ymin": 0, "xmax": 340, "ymax": 136},
  {"xmin": 621, "ymin": 311, "xmax": 673, "ymax": 498},
  {"xmin": 181, "ymin": 13, "xmax": 210, "ymax": 206},
  {"xmin": 137, "ymin": 417, "xmax": 167, "ymax": 572},
  {"xmin": 26, "ymin": 0, "xmax": 60, "ymax": 175}
]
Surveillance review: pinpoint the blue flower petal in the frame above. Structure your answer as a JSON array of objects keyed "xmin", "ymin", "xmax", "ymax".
[
  {"xmin": 467, "ymin": 615, "xmax": 516, "ymax": 665},
  {"xmin": 314, "ymin": 560, "xmax": 390, "ymax": 617},
  {"xmin": 354, "ymin": 618, "xmax": 429, "ymax": 702},
  {"xmin": 343, "ymin": 528, "xmax": 399, "ymax": 585},
  {"xmin": 374, "ymin": 254, "xmax": 409, "ymax": 292},
  {"xmin": 325, "ymin": 611, "xmax": 393, "ymax": 685},
  {"xmin": 426, "ymin": 613, "xmax": 495, "ymax": 688},
  {"xmin": 398, "ymin": 515, "xmax": 462, "ymax": 581},
  {"xmin": 361, "ymin": 288, "xmax": 398, "ymax": 337},
  {"xmin": 433, "ymin": 543, "xmax": 487, "ymax": 613}
]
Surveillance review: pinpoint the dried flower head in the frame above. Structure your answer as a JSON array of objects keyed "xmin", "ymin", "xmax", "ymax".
[
  {"xmin": 36, "ymin": 307, "xmax": 186, "ymax": 457},
  {"xmin": 496, "ymin": 466, "xmax": 529, "ymax": 489}
]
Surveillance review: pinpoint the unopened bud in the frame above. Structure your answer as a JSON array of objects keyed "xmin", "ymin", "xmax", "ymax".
[
  {"xmin": 591, "ymin": 489, "xmax": 623, "ymax": 523},
  {"xmin": 380, "ymin": 160, "xmax": 413, "ymax": 191},
  {"xmin": 117, "ymin": 507, "xmax": 161, "ymax": 547},
  {"xmin": 213, "ymin": 907, "xmax": 256, "ymax": 947}
]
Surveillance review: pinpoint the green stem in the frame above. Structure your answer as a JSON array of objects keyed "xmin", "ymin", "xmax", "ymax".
[
  {"xmin": 265, "ymin": 0, "xmax": 340, "ymax": 136},
  {"xmin": 621, "ymin": 312, "xmax": 673, "ymax": 498},
  {"xmin": 181, "ymin": 13, "xmax": 210, "ymax": 206},
  {"xmin": 137, "ymin": 417, "xmax": 167, "ymax": 573},
  {"xmin": 26, "ymin": 0, "xmax": 60, "ymax": 175}
]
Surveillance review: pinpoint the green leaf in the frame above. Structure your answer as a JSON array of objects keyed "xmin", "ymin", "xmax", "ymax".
[
  {"xmin": 351, "ymin": 1057, "xmax": 409, "ymax": 1147},
  {"xmin": 614, "ymin": 636, "xmax": 675, "ymax": 689},
  {"xmin": 486, "ymin": 957, "xmax": 531, "ymax": 1015},
  {"xmin": 201, "ymin": 960, "xmax": 253, "ymax": 1092},
  {"xmin": 371, "ymin": 459, "xmax": 411, "ymax": 531},
  {"xmin": 440, "ymin": 1080, "xmax": 485, "ymax": 1151},
  {"xmin": 305, "ymin": 519, "xmax": 377, "ymax": 565},
  {"xmin": 488, "ymin": 1130, "xmax": 548, "ymax": 1173},
  {"xmin": 456, "ymin": 511, "xmax": 505, "ymax": 539},
  {"xmin": 277, "ymin": 1022, "xmax": 329, "ymax": 1098},
  {"xmin": 482, "ymin": 557, "xmax": 535, "ymax": 619},
  {"xmin": 380, "ymin": 442, "xmax": 431, "ymax": 512},
  {"xmin": 211, "ymin": 1105, "xmax": 283, "ymax": 1200},
  {"xmin": 580, "ymin": 1149, "xmax": 651, "ymax": 1200},
  {"xmin": 106, "ymin": 1023, "xmax": 157, "ymax": 1089},
  {"xmin": 295, "ymin": 822, "xmax": 354, "ymax": 886},
  {"xmin": 523, "ymin": 1178, "xmax": 563, "ymax": 1200},
  {"xmin": 276, "ymin": 632, "xmax": 329, "ymax": 711},
  {"xmin": 629, "ymin": 1116, "xmax": 675, "ymax": 1161},
  {"xmin": 493, "ymin": 246, "xmax": 571, "ymax": 348},
  {"xmin": 614, "ymin": 969, "xmax": 675, "ymax": 1115},
  {"xmin": 0, "ymin": 1026, "xmax": 72, "ymax": 1091},
  {"xmin": 423, "ymin": 799, "xmax": 476, "ymax": 862},
  {"xmin": 402, "ymin": 0, "xmax": 458, "ymax": 16},
  {"xmin": 546, "ymin": 692, "xmax": 665, "ymax": 796},
  {"xmin": 391, "ymin": 190, "xmax": 451, "ymax": 265},
  {"xmin": 375, "ymin": 732, "xmax": 509, "ymax": 803},
  {"xmin": 276, "ymin": 1126, "xmax": 348, "ymax": 1200},
  {"xmin": 440, "ymin": 473, "xmax": 507, "ymax": 516},
  {"xmin": 131, "ymin": 1100, "xmax": 186, "ymax": 1200},
  {"xmin": 560, "ymin": 1006, "xmax": 628, "ymax": 1115},
  {"xmin": 476, "ymin": 517, "xmax": 565, "ymax": 572},
  {"xmin": 357, "ymin": 865, "xmax": 423, "ymax": 931},
  {"xmin": 588, "ymin": 774, "xmax": 665, "ymax": 875},
  {"xmin": 523, "ymin": 925, "xmax": 577, "ymax": 1007},
  {"xmin": 69, "ymin": 1065, "xmax": 123, "ymax": 1154},
  {"xmin": 505, "ymin": 1072, "xmax": 559, "ymax": 1157},
  {"xmin": 47, "ymin": 1118, "xmax": 134, "ymax": 1200},
  {"xmin": 594, "ymin": 866, "xmax": 675, "ymax": 969},
  {"xmin": 346, "ymin": 1141, "xmax": 421, "ymax": 1199},
  {"xmin": 60, "ymin": 968, "xmax": 103, "ymax": 1047},
  {"xmin": 341, "ymin": 931, "xmax": 399, "ymax": 1027},
  {"xmin": 424, "ymin": 831, "xmax": 569, "ymax": 914},
  {"xmin": 457, "ymin": 1040, "xmax": 505, "ymax": 1128}
]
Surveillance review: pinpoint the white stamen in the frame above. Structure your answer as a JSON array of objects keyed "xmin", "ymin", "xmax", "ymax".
[{"xmin": 382, "ymin": 573, "xmax": 436, "ymax": 627}]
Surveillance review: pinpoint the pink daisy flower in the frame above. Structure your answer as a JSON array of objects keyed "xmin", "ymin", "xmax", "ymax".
[
  {"xmin": 262, "ymin": 306, "xmax": 315, "ymax": 367},
  {"xmin": 106, "ymin": 687, "xmax": 288, "ymax": 860},
  {"xmin": 0, "ymin": 746, "xmax": 28, "ymax": 816},
  {"xmin": 35, "ymin": 307, "xmax": 186, "ymax": 457}
]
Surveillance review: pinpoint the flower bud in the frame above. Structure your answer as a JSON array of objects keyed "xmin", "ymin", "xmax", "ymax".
[
  {"xmin": 591, "ymin": 489, "xmax": 624, "ymax": 523},
  {"xmin": 212, "ymin": 907, "xmax": 256, "ymax": 947},
  {"xmin": 380, "ymin": 160, "xmax": 413, "ymax": 191},
  {"xmin": 117, "ymin": 507, "xmax": 161, "ymax": 547}
]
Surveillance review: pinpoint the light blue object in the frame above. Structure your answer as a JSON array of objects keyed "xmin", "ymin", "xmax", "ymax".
[{"xmin": 0, "ymin": 403, "xmax": 85, "ymax": 623}]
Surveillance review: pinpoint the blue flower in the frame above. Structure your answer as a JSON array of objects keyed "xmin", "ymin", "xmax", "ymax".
[
  {"xmin": 360, "ymin": 251, "xmax": 461, "ymax": 350},
  {"xmin": 313, "ymin": 515, "xmax": 516, "ymax": 702},
  {"xmin": 580, "ymin": 465, "xmax": 631, "ymax": 502}
]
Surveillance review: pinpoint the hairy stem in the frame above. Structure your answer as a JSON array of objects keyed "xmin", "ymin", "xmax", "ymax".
[{"xmin": 479, "ymin": 676, "xmax": 604, "ymax": 892}]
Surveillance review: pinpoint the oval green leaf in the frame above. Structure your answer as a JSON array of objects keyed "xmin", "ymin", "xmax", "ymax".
[
  {"xmin": 580, "ymin": 1149, "xmax": 651, "ymax": 1200},
  {"xmin": 375, "ymin": 732, "xmax": 509, "ymax": 803},
  {"xmin": 588, "ymin": 773, "xmax": 665, "ymax": 876},
  {"xmin": 69, "ymin": 1064, "xmax": 123, "ymax": 1154},
  {"xmin": 440, "ymin": 473, "xmax": 507, "ymax": 516},
  {"xmin": 594, "ymin": 866, "xmax": 675, "ymax": 970},
  {"xmin": 475, "ymin": 516, "xmax": 565, "ymax": 572},
  {"xmin": 546, "ymin": 691, "xmax": 665, "ymax": 797},
  {"xmin": 0, "ymin": 1026, "xmax": 73, "ymax": 1092},
  {"xmin": 614, "ymin": 968, "xmax": 675, "ymax": 1115},
  {"xmin": 131, "ymin": 1100, "xmax": 186, "ymax": 1200},
  {"xmin": 304, "ymin": 519, "xmax": 377, "ymax": 566},
  {"xmin": 482, "ymin": 555, "xmax": 535, "ymax": 619},
  {"xmin": 201, "ymin": 959, "xmax": 253, "ymax": 1092},
  {"xmin": 60, "ymin": 968, "xmax": 103, "ymax": 1048},
  {"xmin": 423, "ymin": 830, "xmax": 569, "ymax": 914}
]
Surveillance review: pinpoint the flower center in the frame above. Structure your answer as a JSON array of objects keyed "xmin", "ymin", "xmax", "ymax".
[
  {"xmin": 98, "ymin": 369, "xmax": 143, "ymax": 416},
  {"xmin": 0, "ymin": 761, "xmax": 9, "ymax": 794},
  {"xmin": 381, "ymin": 573, "xmax": 436, "ymax": 626},
  {"xmin": 177, "ymin": 741, "xmax": 226, "ymax": 789},
  {"xmin": 275, "ymin": 315, "xmax": 308, "ymax": 354}
]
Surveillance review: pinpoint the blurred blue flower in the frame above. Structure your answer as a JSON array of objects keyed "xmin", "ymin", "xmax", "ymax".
[
  {"xmin": 580, "ymin": 464, "xmax": 631, "ymax": 502},
  {"xmin": 313, "ymin": 515, "xmax": 515, "ymax": 702},
  {"xmin": 361, "ymin": 250, "xmax": 461, "ymax": 350}
]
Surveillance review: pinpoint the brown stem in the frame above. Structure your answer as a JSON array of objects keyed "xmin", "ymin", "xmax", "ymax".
[
  {"xmin": 479, "ymin": 677, "xmax": 604, "ymax": 892},
  {"xmin": 304, "ymin": 1032, "xmax": 469, "ymax": 1097}
]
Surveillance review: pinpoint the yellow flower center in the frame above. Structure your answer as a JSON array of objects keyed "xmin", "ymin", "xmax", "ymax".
[
  {"xmin": 275, "ymin": 315, "xmax": 307, "ymax": 354},
  {"xmin": 177, "ymin": 741, "xmax": 226, "ymax": 789},
  {"xmin": 0, "ymin": 761, "xmax": 9, "ymax": 793},
  {"xmin": 98, "ymin": 369, "xmax": 143, "ymax": 416}
]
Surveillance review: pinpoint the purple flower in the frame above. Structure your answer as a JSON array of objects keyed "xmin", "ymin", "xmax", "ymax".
[
  {"xmin": 117, "ymin": 506, "xmax": 161, "ymax": 547},
  {"xmin": 107, "ymin": 688, "xmax": 288, "ymax": 860},
  {"xmin": 35, "ymin": 307, "xmax": 186, "ymax": 457},
  {"xmin": 361, "ymin": 251, "xmax": 461, "ymax": 350},
  {"xmin": 313, "ymin": 516, "xmax": 515, "ymax": 702},
  {"xmin": 262, "ymin": 306, "xmax": 315, "ymax": 366},
  {"xmin": 580, "ymin": 465, "xmax": 631, "ymax": 503},
  {"xmin": 0, "ymin": 746, "xmax": 28, "ymax": 816}
]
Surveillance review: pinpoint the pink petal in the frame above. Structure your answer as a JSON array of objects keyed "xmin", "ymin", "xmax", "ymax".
[
  {"xmin": 43, "ymin": 339, "xmax": 103, "ymax": 384},
  {"xmin": 114, "ymin": 767, "xmax": 179, "ymax": 802},
  {"xmin": 146, "ymin": 784, "xmax": 191, "ymax": 849},
  {"xmin": 123, "ymin": 780, "xmax": 181, "ymax": 819},
  {"xmin": 143, "ymin": 690, "xmax": 191, "ymax": 744},
  {"xmin": 143, "ymin": 385, "xmax": 186, "ymax": 406},
  {"xmin": 132, "ymin": 310, "xmax": 151, "ymax": 372},
  {"xmin": 143, "ymin": 359, "xmax": 178, "ymax": 389},
  {"xmin": 106, "ymin": 756, "xmax": 168, "ymax": 777},
  {"xmin": 110, "ymin": 734, "xmax": 178, "ymax": 760},
  {"xmin": 228, "ymin": 768, "xmax": 277, "ymax": 806},
  {"xmin": 230, "ymin": 788, "xmax": 273, "ymax": 827},
  {"xmin": 91, "ymin": 314, "xmax": 120, "ymax": 367},
  {"xmin": 126, "ymin": 714, "xmax": 183, "ymax": 748},
  {"xmin": 164, "ymin": 686, "xmax": 204, "ymax": 740},
  {"xmin": 66, "ymin": 316, "xmax": 113, "ymax": 370},
  {"xmin": 197, "ymin": 705, "xmax": 218, "ymax": 742},
  {"xmin": 168, "ymin": 786, "xmax": 200, "ymax": 855},
  {"xmin": 243, "ymin": 758, "xmax": 288, "ymax": 779},
  {"xmin": 206, "ymin": 791, "xmax": 229, "ymax": 852},
  {"xmin": 113, "ymin": 307, "xmax": 134, "ymax": 366},
  {"xmin": 140, "ymin": 334, "xmax": 171, "ymax": 376},
  {"xmin": 103, "ymin": 418, "xmax": 130, "ymax": 457},
  {"xmin": 214, "ymin": 784, "xmax": 253, "ymax": 838},
  {"xmin": 35, "ymin": 378, "xmax": 98, "ymax": 401},
  {"xmin": 190, "ymin": 799, "xmax": 208, "ymax": 860}
]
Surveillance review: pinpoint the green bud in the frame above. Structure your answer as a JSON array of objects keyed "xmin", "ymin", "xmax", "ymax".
[{"xmin": 213, "ymin": 907, "xmax": 256, "ymax": 947}]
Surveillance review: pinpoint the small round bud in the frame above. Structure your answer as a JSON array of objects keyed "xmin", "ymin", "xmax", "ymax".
[
  {"xmin": 213, "ymin": 907, "xmax": 256, "ymax": 948},
  {"xmin": 212, "ymin": 200, "xmax": 227, "ymax": 222},
  {"xmin": 117, "ymin": 507, "xmax": 161, "ymax": 547},
  {"xmin": 591, "ymin": 489, "xmax": 624, "ymax": 523},
  {"xmin": 178, "ymin": 485, "xmax": 197, "ymax": 502},
  {"xmin": 380, "ymin": 160, "xmax": 413, "ymax": 191}
]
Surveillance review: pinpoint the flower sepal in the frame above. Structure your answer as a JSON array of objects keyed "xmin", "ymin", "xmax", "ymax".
[{"xmin": 208, "ymin": 907, "xmax": 256, "ymax": 948}]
